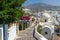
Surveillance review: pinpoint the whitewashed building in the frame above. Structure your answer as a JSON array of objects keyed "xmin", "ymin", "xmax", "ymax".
[{"xmin": 0, "ymin": 24, "xmax": 18, "ymax": 40}]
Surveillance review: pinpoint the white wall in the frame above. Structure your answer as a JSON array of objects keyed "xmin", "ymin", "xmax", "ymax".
[
  {"xmin": 8, "ymin": 24, "xmax": 16, "ymax": 40},
  {"xmin": 0, "ymin": 27, "xmax": 3, "ymax": 40},
  {"xmin": 0, "ymin": 24, "xmax": 17, "ymax": 40}
]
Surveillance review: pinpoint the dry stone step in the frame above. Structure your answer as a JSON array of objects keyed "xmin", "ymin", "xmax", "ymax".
[
  {"xmin": 16, "ymin": 22, "xmax": 36, "ymax": 40},
  {"xmin": 18, "ymin": 34, "xmax": 27, "ymax": 37},
  {"xmin": 16, "ymin": 38, "xmax": 23, "ymax": 40},
  {"xmin": 19, "ymin": 31, "xmax": 28, "ymax": 34}
]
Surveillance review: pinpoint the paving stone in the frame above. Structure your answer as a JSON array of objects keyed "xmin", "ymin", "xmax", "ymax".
[
  {"xmin": 16, "ymin": 22, "xmax": 36, "ymax": 40},
  {"xmin": 52, "ymin": 34, "xmax": 60, "ymax": 40}
]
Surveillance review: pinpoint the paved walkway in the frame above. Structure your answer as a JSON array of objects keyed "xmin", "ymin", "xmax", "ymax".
[
  {"xmin": 15, "ymin": 21, "xmax": 37, "ymax": 40},
  {"xmin": 52, "ymin": 33, "xmax": 60, "ymax": 40}
]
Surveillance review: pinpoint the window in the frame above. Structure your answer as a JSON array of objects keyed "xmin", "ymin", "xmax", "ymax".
[{"xmin": 45, "ymin": 19, "xmax": 47, "ymax": 22}]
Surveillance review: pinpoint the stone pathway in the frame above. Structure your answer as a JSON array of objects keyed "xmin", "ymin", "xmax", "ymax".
[
  {"xmin": 15, "ymin": 21, "xmax": 37, "ymax": 40},
  {"xmin": 52, "ymin": 33, "xmax": 60, "ymax": 40}
]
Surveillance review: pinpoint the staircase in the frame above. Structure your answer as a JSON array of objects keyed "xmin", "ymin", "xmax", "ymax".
[{"xmin": 15, "ymin": 21, "xmax": 37, "ymax": 40}]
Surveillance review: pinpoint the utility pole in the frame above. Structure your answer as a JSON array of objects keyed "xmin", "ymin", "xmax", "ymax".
[
  {"xmin": 37, "ymin": 8, "xmax": 39, "ymax": 23},
  {"xmin": 37, "ymin": 8, "xmax": 38, "ymax": 16}
]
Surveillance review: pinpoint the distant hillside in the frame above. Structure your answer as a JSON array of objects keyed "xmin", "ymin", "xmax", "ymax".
[{"xmin": 25, "ymin": 3, "xmax": 60, "ymax": 12}]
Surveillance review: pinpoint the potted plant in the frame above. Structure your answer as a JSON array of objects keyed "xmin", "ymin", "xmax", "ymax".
[{"xmin": 0, "ymin": 0, "xmax": 26, "ymax": 40}]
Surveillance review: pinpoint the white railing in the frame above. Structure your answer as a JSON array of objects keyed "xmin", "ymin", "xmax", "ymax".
[
  {"xmin": 34, "ymin": 24, "xmax": 48, "ymax": 40},
  {"xmin": 8, "ymin": 24, "xmax": 16, "ymax": 40}
]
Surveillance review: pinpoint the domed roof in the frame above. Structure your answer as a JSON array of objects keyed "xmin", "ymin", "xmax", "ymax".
[{"xmin": 42, "ymin": 13, "xmax": 51, "ymax": 18}]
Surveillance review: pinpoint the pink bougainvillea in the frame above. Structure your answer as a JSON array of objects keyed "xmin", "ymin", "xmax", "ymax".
[{"xmin": 20, "ymin": 15, "xmax": 30, "ymax": 21}]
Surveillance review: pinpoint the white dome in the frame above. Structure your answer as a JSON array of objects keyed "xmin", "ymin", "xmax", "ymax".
[
  {"xmin": 43, "ymin": 13, "xmax": 50, "ymax": 18},
  {"xmin": 23, "ymin": 9, "xmax": 30, "ymax": 11}
]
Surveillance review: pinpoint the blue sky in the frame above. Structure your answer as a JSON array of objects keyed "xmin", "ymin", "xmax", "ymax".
[{"xmin": 23, "ymin": 0, "xmax": 60, "ymax": 6}]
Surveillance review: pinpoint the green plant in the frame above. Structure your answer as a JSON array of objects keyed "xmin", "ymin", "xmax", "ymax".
[
  {"xmin": 32, "ymin": 18, "xmax": 35, "ymax": 21},
  {"xmin": 37, "ymin": 25, "xmax": 42, "ymax": 33},
  {"xmin": 0, "ymin": 0, "xmax": 26, "ymax": 24},
  {"xmin": 19, "ymin": 22, "xmax": 27, "ymax": 30}
]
